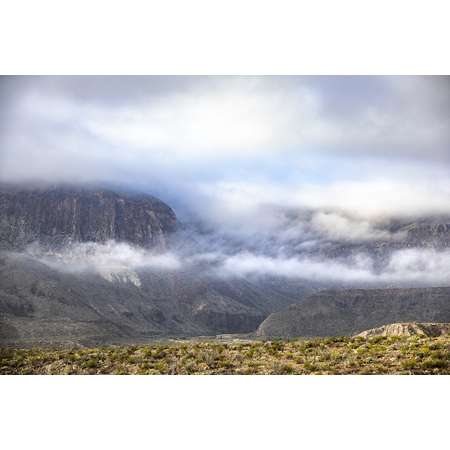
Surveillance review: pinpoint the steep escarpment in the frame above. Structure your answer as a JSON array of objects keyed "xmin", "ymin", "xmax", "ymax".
[
  {"xmin": 256, "ymin": 287, "xmax": 450, "ymax": 338},
  {"xmin": 0, "ymin": 186, "xmax": 177, "ymax": 250}
]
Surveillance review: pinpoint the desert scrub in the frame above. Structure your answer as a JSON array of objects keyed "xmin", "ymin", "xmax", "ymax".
[{"xmin": 1, "ymin": 334, "xmax": 449, "ymax": 375}]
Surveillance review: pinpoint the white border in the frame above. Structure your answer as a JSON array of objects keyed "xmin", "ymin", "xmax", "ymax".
[
  {"xmin": 0, "ymin": 0, "xmax": 449, "ymax": 74},
  {"xmin": 0, "ymin": 1, "xmax": 449, "ymax": 448},
  {"xmin": 1, "ymin": 375, "xmax": 449, "ymax": 450}
]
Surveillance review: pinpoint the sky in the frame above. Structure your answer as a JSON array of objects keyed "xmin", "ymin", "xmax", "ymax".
[{"xmin": 0, "ymin": 75, "xmax": 449, "ymax": 228}]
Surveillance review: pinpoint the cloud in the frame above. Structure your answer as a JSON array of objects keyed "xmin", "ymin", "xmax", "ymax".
[
  {"xmin": 21, "ymin": 239, "xmax": 450, "ymax": 288},
  {"xmin": 309, "ymin": 211, "xmax": 398, "ymax": 241},
  {"xmin": 1, "ymin": 76, "xmax": 448, "ymax": 181},
  {"xmin": 25, "ymin": 241, "xmax": 182, "ymax": 287},
  {"xmin": 1, "ymin": 76, "xmax": 449, "ymax": 293},
  {"xmin": 0, "ymin": 75, "xmax": 449, "ymax": 239},
  {"xmin": 195, "ymin": 178, "xmax": 450, "ymax": 240},
  {"xmin": 217, "ymin": 252, "xmax": 376, "ymax": 283},
  {"xmin": 385, "ymin": 248, "xmax": 450, "ymax": 284},
  {"xmin": 215, "ymin": 249, "xmax": 450, "ymax": 286}
]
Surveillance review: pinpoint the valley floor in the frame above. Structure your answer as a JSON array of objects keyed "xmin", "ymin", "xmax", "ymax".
[{"xmin": 1, "ymin": 335, "xmax": 449, "ymax": 375}]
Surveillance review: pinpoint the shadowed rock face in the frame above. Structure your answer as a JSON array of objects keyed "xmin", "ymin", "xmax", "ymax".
[{"xmin": 0, "ymin": 186, "xmax": 177, "ymax": 250}]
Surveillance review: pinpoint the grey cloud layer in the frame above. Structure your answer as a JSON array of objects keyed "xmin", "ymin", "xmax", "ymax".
[{"xmin": 0, "ymin": 76, "xmax": 449, "ymax": 225}]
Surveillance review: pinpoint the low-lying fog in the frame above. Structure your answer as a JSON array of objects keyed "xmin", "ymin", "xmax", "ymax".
[{"xmin": 19, "ymin": 235, "xmax": 450, "ymax": 288}]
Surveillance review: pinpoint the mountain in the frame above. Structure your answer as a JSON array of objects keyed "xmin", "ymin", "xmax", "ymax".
[
  {"xmin": 0, "ymin": 186, "xmax": 312, "ymax": 345},
  {"xmin": 256, "ymin": 287, "xmax": 450, "ymax": 338},
  {"xmin": 0, "ymin": 251, "xmax": 311, "ymax": 346},
  {"xmin": 354, "ymin": 322, "xmax": 450, "ymax": 338},
  {"xmin": 0, "ymin": 185, "xmax": 177, "ymax": 250},
  {"xmin": 2, "ymin": 185, "xmax": 450, "ymax": 345}
]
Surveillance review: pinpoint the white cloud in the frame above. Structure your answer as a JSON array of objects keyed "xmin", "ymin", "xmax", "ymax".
[
  {"xmin": 197, "ymin": 179, "xmax": 450, "ymax": 231},
  {"xmin": 25, "ymin": 241, "xmax": 182, "ymax": 286},
  {"xmin": 215, "ymin": 249, "xmax": 450, "ymax": 286},
  {"xmin": 385, "ymin": 248, "xmax": 450, "ymax": 284},
  {"xmin": 310, "ymin": 211, "xmax": 396, "ymax": 241},
  {"xmin": 218, "ymin": 252, "xmax": 375, "ymax": 283},
  {"xmin": 2, "ymin": 76, "xmax": 448, "ymax": 187},
  {"xmin": 20, "ymin": 239, "xmax": 450, "ymax": 288},
  {"xmin": 294, "ymin": 180, "xmax": 450, "ymax": 219},
  {"xmin": 1, "ymin": 76, "xmax": 449, "ymax": 242}
]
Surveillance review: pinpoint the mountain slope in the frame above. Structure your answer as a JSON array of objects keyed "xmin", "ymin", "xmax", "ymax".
[
  {"xmin": 0, "ymin": 252, "xmax": 311, "ymax": 345},
  {"xmin": 256, "ymin": 287, "xmax": 450, "ymax": 338}
]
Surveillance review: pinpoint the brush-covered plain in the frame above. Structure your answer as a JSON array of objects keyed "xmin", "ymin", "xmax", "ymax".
[{"xmin": 1, "ymin": 334, "xmax": 449, "ymax": 375}]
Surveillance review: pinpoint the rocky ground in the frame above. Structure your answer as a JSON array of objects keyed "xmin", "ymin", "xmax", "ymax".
[{"xmin": 1, "ymin": 333, "xmax": 449, "ymax": 374}]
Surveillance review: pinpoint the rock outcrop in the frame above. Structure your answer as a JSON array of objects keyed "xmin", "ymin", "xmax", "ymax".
[
  {"xmin": 0, "ymin": 186, "xmax": 177, "ymax": 250},
  {"xmin": 355, "ymin": 322, "xmax": 450, "ymax": 338}
]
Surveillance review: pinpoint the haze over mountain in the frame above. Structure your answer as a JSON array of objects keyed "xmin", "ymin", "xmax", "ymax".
[
  {"xmin": 0, "ymin": 186, "xmax": 314, "ymax": 345},
  {"xmin": 1, "ymin": 184, "xmax": 450, "ymax": 345}
]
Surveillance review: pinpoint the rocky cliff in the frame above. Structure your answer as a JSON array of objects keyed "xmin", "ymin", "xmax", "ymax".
[{"xmin": 0, "ymin": 186, "xmax": 177, "ymax": 250}]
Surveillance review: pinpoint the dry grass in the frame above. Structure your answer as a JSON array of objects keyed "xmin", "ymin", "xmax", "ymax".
[{"xmin": 1, "ymin": 335, "xmax": 449, "ymax": 375}]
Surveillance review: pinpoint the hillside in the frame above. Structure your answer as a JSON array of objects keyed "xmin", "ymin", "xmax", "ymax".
[
  {"xmin": 0, "ymin": 251, "xmax": 311, "ymax": 345},
  {"xmin": 256, "ymin": 287, "xmax": 450, "ymax": 338}
]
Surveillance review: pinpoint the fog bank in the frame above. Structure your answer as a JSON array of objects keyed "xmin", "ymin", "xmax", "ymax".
[{"xmin": 20, "ymin": 240, "xmax": 450, "ymax": 288}]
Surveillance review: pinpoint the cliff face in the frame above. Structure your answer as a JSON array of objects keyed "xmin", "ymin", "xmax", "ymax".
[{"xmin": 0, "ymin": 186, "xmax": 177, "ymax": 250}]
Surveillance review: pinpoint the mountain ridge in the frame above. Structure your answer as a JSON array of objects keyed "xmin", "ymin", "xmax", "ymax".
[{"xmin": 256, "ymin": 287, "xmax": 450, "ymax": 338}]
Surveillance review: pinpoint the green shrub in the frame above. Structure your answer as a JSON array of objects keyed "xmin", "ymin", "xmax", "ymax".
[
  {"xmin": 401, "ymin": 359, "xmax": 417, "ymax": 370},
  {"xmin": 277, "ymin": 364, "xmax": 297, "ymax": 375},
  {"xmin": 422, "ymin": 358, "xmax": 448, "ymax": 369}
]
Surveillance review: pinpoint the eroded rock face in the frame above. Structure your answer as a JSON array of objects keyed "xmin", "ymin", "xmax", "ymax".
[
  {"xmin": 355, "ymin": 322, "xmax": 450, "ymax": 338},
  {"xmin": 0, "ymin": 186, "xmax": 177, "ymax": 250}
]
